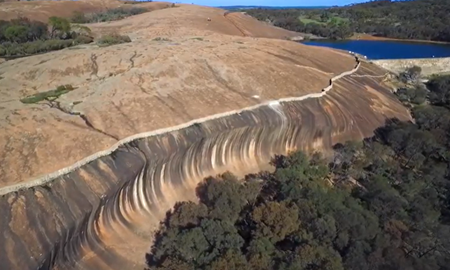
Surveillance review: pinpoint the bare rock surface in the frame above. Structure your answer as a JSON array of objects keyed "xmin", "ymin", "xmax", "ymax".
[{"xmin": 0, "ymin": 4, "xmax": 352, "ymax": 187}]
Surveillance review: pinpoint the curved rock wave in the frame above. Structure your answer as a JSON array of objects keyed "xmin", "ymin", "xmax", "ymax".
[{"xmin": 0, "ymin": 61, "xmax": 410, "ymax": 270}]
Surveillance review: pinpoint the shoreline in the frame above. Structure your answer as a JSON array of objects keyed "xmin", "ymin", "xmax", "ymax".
[
  {"xmin": 349, "ymin": 34, "xmax": 450, "ymax": 45},
  {"xmin": 300, "ymin": 33, "xmax": 450, "ymax": 45}
]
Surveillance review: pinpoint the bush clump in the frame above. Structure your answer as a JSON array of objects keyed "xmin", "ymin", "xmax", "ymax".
[
  {"xmin": 97, "ymin": 33, "xmax": 131, "ymax": 46},
  {"xmin": 0, "ymin": 39, "xmax": 74, "ymax": 57},
  {"xmin": 0, "ymin": 18, "xmax": 48, "ymax": 43},
  {"xmin": 73, "ymin": 35, "xmax": 94, "ymax": 45},
  {"xmin": 0, "ymin": 16, "xmax": 87, "ymax": 57},
  {"xmin": 399, "ymin": 65, "xmax": 422, "ymax": 84},
  {"xmin": 427, "ymin": 74, "xmax": 450, "ymax": 108},
  {"xmin": 20, "ymin": 84, "xmax": 75, "ymax": 104},
  {"xmin": 70, "ymin": 7, "xmax": 148, "ymax": 23},
  {"xmin": 396, "ymin": 85, "xmax": 428, "ymax": 105}
]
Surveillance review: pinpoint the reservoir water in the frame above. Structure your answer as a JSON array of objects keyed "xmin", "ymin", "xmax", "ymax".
[{"xmin": 302, "ymin": 40, "xmax": 450, "ymax": 59}]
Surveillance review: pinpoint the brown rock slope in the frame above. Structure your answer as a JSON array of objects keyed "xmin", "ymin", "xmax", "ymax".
[
  {"xmin": 0, "ymin": 4, "xmax": 410, "ymax": 270},
  {"xmin": 0, "ymin": 0, "xmax": 172, "ymax": 22},
  {"xmin": 0, "ymin": 5, "xmax": 341, "ymax": 187}
]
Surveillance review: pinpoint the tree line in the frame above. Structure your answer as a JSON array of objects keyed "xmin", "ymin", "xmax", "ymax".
[
  {"xmin": 70, "ymin": 7, "xmax": 148, "ymax": 24},
  {"xmin": 0, "ymin": 6, "xmax": 149, "ymax": 58},
  {"xmin": 246, "ymin": 0, "xmax": 450, "ymax": 41},
  {"xmin": 0, "ymin": 17, "xmax": 93, "ymax": 57},
  {"xmin": 145, "ymin": 74, "xmax": 450, "ymax": 269}
]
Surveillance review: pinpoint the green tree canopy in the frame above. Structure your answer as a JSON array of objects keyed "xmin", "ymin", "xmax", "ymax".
[
  {"xmin": 246, "ymin": 0, "xmax": 450, "ymax": 42},
  {"xmin": 48, "ymin": 16, "xmax": 71, "ymax": 38},
  {"xmin": 4, "ymin": 25, "xmax": 29, "ymax": 43}
]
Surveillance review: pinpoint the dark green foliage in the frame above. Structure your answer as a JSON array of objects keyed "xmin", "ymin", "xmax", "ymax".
[
  {"xmin": 70, "ymin": 7, "xmax": 148, "ymax": 23},
  {"xmin": 146, "ymin": 74, "xmax": 450, "ymax": 270},
  {"xmin": 396, "ymin": 85, "xmax": 427, "ymax": 105},
  {"xmin": 48, "ymin": 16, "xmax": 71, "ymax": 38},
  {"xmin": 97, "ymin": 33, "xmax": 131, "ymax": 46},
  {"xmin": 0, "ymin": 17, "xmax": 48, "ymax": 43},
  {"xmin": 20, "ymin": 84, "xmax": 75, "ymax": 104},
  {"xmin": 0, "ymin": 16, "xmax": 90, "ymax": 57},
  {"xmin": 0, "ymin": 39, "xmax": 74, "ymax": 57},
  {"xmin": 427, "ymin": 75, "xmax": 450, "ymax": 108},
  {"xmin": 399, "ymin": 65, "xmax": 422, "ymax": 84},
  {"xmin": 4, "ymin": 25, "xmax": 30, "ymax": 43},
  {"xmin": 246, "ymin": 0, "xmax": 450, "ymax": 41},
  {"xmin": 73, "ymin": 35, "xmax": 94, "ymax": 45}
]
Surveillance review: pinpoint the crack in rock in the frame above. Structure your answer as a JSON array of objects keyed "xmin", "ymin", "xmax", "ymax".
[
  {"xmin": 90, "ymin": 54, "xmax": 99, "ymax": 79},
  {"xmin": 128, "ymin": 51, "xmax": 138, "ymax": 71},
  {"xmin": 44, "ymin": 100, "xmax": 119, "ymax": 141}
]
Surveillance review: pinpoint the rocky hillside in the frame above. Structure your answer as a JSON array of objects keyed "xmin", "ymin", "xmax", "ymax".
[
  {"xmin": 0, "ymin": 3, "xmax": 410, "ymax": 270},
  {"xmin": 1, "ymin": 4, "xmax": 338, "ymax": 187},
  {"xmin": 0, "ymin": 0, "xmax": 169, "ymax": 22}
]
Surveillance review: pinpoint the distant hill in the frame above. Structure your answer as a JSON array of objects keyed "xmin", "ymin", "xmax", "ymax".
[
  {"xmin": 218, "ymin": 5, "xmax": 329, "ymax": 11},
  {"xmin": 246, "ymin": 0, "xmax": 450, "ymax": 42}
]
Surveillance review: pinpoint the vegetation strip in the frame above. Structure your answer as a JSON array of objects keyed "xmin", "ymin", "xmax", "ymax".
[
  {"xmin": 20, "ymin": 85, "xmax": 75, "ymax": 104},
  {"xmin": 0, "ymin": 17, "xmax": 93, "ymax": 57},
  {"xmin": 70, "ymin": 7, "xmax": 149, "ymax": 24}
]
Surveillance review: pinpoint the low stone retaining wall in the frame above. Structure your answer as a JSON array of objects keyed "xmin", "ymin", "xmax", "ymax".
[{"xmin": 372, "ymin": 57, "xmax": 450, "ymax": 76}]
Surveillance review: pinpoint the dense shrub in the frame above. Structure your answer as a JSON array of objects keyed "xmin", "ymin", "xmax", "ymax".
[
  {"xmin": 4, "ymin": 25, "xmax": 29, "ymax": 43},
  {"xmin": 0, "ymin": 17, "xmax": 48, "ymax": 43},
  {"xmin": 48, "ymin": 16, "xmax": 71, "ymax": 39},
  {"xmin": 0, "ymin": 39, "xmax": 73, "ymax": 57},
  {"xmin": 0, "ymin": 16, "xmax": 76, "ymax": 57},
  {"xmin": 396, "ymin": 85, "xmax": 427, "ymax": 105},
  {"xmin": 97, "ymin": 33, "xmax": 131, "ymax": 46},
  {"xmin": 399, "ymin": 65, "xmax": 422, "ymax": 84},
  {"xmin": 70, "ymin": 7, "xmax": 148, "ymax": 23},
  {"xmin": 20, "ymin": 84, "xmax": 75, "ymax": 104},
  {"xmin": 427, "ymin": 75, "xmax": 450, "ymax": 108},
  {"xmin": 73, "ymin": 35, "xmax": 94, "ymax": 45}
]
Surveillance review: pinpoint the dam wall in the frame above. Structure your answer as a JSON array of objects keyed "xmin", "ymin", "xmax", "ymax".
[
  {"xmin": 0, "ymin": 59, "xmax": 411, "ymax": 270},
  {"xmin": 372, "ymin": 57, "xmax": 450, "ymax": 76}
]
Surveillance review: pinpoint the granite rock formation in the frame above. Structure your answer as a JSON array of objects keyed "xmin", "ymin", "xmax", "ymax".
[{"xmin": 0, "ymin": 3, "xmax": 410, "ymax": 270}]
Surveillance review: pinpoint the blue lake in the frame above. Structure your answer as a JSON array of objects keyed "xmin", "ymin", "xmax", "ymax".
[{"xmin": 302, "ymin": 40, "xmax": 450, "ymax": 60}]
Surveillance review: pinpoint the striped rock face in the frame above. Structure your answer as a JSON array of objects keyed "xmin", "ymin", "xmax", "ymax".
[{"xmin": 0, "ymin": 4, "xmax": 410, "ymax": 270}]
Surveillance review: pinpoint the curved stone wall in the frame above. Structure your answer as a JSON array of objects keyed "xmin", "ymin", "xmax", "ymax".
[
  {"xmin": 0, "ymin": 59, "xmax": 410, "ymax": 270},
  {"xmin": 372, "ymin": 57, "xmax": 450, "ymax": 76}
]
